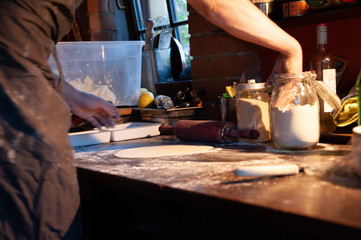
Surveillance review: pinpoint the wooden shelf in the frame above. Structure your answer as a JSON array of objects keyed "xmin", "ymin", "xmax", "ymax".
[{"xmin": 276, "ymin": 4, "xmax": 361, "ymax": 28}]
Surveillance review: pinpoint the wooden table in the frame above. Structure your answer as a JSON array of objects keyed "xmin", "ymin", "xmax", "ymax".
[{"xmin": 73, "ymin": 135, "xmax": 361, "ymax": 239}]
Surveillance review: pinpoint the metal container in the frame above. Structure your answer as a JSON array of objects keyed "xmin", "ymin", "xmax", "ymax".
[
  {"xmin": 220, "ymin": 97, "xmax": 237, "ymax": 125},
  {"xmin": 253, "ymin": 0, "xmax": 275, "ymax": 17}
]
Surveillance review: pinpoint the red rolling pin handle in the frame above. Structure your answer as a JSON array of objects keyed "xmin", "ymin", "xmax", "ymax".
[{"xmin": 159, "ymin": 124, "xmax": 175, "ymax": 135}]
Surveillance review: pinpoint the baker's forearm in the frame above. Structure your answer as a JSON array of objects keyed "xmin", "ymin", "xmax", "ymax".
[
  {"xmin": 61, "ymin": 81, "xmax": 119, "ymax": 128},
  {"xmin": 187, "ymin": 0, "xmax": 302, "ymax": 66},
  {"xmin": 62, "ymin": 81, "xmax": 80, "ymax": 109}
]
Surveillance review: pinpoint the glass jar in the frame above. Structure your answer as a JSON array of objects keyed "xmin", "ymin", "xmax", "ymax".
[
  {"xmin": 236, "ymin": 79, "xmax": 271, "ymax": 143},
  {"xmin": 270, "ymin": 72, "xmax": 319, "ymax": 149},
  {"xmin": 154, "ymin": 95, "xmax": 174, "ymax": 109}
]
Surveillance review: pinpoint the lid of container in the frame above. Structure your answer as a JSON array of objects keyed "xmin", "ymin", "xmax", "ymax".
[
  {"xmin": 313, "ymin": 80, "xmax": 341, "ymax": 111},
  {"xmin": 236, "ymin": 79, "xmax": 266, "ymax": 91}
]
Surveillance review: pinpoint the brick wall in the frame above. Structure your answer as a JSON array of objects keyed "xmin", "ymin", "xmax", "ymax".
[
  {"xmin": 188, "ymin": 6, "xmax": 261, "ymax": 120},
  {"xmin": 76, "ymin": 0, "xmax": 129, "ymax": 41}
]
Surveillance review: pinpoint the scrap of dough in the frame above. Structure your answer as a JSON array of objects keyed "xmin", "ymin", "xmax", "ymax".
[
  {"xmin": 234, "ymin": 164, "xmax": 299, "ymax": 177},
  {"xmin": 114, "ymin": 145, "xmax": 214, "ymax": 159}
]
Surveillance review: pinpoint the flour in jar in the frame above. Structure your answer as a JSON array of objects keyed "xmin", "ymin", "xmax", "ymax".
[
  {"xmin": 271, "ymin": 103, "xmax": 319, "ymax": 149},
  {"xmin": 236, "ymin": 98, "xmax": 271, "ymax": 142}
]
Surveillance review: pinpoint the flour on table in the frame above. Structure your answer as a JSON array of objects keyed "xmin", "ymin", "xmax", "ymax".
[{"xmin": 114, "ymin": 145, "xmax": 215, "ymax": 159}]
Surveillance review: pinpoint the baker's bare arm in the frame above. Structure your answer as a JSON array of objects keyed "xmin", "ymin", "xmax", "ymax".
[{"xmin": 187, "ymin": 0, "xmax": 302, "ymax": 81}]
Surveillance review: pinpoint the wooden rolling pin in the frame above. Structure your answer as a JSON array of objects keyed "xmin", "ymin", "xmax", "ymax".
[{"xmin": 159, "ymin": 120, "xmax": 259, "ymax": 143}]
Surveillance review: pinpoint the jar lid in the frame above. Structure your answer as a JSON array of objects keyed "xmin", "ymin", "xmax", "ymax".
[
  {"xmin": 274, "ymin": 73, "xmax": 304, "ymax": 82},
  {"xmin": 313, "ymin": 80, "xmax": 341, "ymax": 111},
  {"xmin": 236, "ymin": 79, "xmax": 266, "ymax": 91}
]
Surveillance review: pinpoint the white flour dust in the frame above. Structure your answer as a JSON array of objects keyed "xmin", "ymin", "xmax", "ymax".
[{"xmin": 114, "ymin": 145, "xmax": 215, "ymax": 159}]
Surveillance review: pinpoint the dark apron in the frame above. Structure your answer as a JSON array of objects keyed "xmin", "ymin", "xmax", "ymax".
[{"xmin": 0, "ymin": 0, "xmax": 83, "ymax": 239}]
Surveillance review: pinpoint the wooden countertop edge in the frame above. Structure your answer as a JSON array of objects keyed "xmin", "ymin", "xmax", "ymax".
[{"xmin": 76, "ymin": 166, "xmax": 361, "ymax": 238}]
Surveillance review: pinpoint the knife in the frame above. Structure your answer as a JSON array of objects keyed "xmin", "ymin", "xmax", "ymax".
[{"xmin": 141, "ymin": 19, "xmax": 158, "ymax": 94}]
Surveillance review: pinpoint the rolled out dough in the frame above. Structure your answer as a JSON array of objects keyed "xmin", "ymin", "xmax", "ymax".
[{"xmin": 114, "ymin": 145, "xmax": 214, "ymax": 159}]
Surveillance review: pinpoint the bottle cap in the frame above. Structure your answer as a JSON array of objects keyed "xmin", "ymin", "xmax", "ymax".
[
  {"xmin": 162, "ymin": 100, "xmax": 174, "ymax": 109},
  {"xmin": 317, "ymin": 23, "xmax": 327, "ymax": 30},
  {"xmin": 316, "ymin": 23, "xmax": 328, "ymax": 44}
]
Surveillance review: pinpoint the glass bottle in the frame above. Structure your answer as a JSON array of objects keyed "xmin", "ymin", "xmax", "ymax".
[
  {"xmin": 310, "ymin": 23, "xmax": 337, "ymax": 133},
  {"xmin": 236, "ymin": 79, "xmax": 271, "ymax": 143},
  {"xmin": 270, "ymin": 72, "xmax": 320, "ymax": 149},
  {"xmin": 154, "ymin": 95, "xmax": 174, "ymax": 109},
  {"xmin": 173, "ymin": 90, "xmax": 186, "ymax": 106}
]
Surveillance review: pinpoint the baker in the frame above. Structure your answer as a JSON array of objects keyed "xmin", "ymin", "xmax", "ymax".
[{"xmin": 0, "ymin": 0, "xmax": 118, "ymax": 239}]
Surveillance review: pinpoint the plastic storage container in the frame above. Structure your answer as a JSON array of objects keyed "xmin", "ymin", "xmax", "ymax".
[{"xmin": 49, "ymin": 41, "xmax": 144, "ymax": 106}]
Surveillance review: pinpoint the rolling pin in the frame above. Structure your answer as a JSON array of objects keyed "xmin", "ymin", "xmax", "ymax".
[{"xmin": 159, "ymin": 120, "xmax": 259, "ymax": 143}]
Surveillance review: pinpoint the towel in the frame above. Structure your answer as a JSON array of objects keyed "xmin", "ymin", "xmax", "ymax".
[{"xmin": 332, "ymin": 94, "xmax": 358, "ymax": 127}]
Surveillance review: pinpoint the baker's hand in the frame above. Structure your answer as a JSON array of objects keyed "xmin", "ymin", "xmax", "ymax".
[
  {"xmin": 273, "ymin": 80, "xmax": 298, "ymax": 110},
  {"xmin": 266, "ymin": 53, "xmax": 302, "ymax": 86},
  {"xmin": 266, "ymin": 54, "xmax": 284, "ymax": 87},
  {"xmin": 62, "ymin": 82, "xmax": 119, "ymax": 129}
]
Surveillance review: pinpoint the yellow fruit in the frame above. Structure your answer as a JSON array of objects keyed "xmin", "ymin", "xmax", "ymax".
[
  {"xmin": 138, "ymin": 91, "xmax": 154, "ymax": 108},
  {"xmin": 140, "ymin": 88, "xmax": 149, "ymax": 94}
]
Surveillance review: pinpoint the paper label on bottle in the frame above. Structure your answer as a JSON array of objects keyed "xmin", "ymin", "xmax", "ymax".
[{"xmin": 322, "ymin": 68, "xmax": 337, "ymax": 112}]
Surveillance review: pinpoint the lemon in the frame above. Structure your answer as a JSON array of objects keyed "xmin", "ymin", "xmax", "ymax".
[
  {"xmin": 138, "ymin": 91, "xmax": 154, "ymax": 108},
  {"xmin": 140, "ymin": 88, "xmax": 149, "ymax": 94}
]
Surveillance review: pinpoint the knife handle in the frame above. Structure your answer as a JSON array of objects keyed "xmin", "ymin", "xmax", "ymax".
[{"xmin": 144, "ymin": 19, "xmax": 155, "ymax": 51}]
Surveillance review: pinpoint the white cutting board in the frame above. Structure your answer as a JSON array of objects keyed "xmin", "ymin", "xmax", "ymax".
[
  {"xmin": 69, "ymin": 129, "xmax": 111, "ymax": 147},
  {"xmin": 68, "ymin": 122, "xmax": 162, "ymax": 147},
  {"xmin": 107, "ymin": 122, "xmax": 161, "ymax": 142}
]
